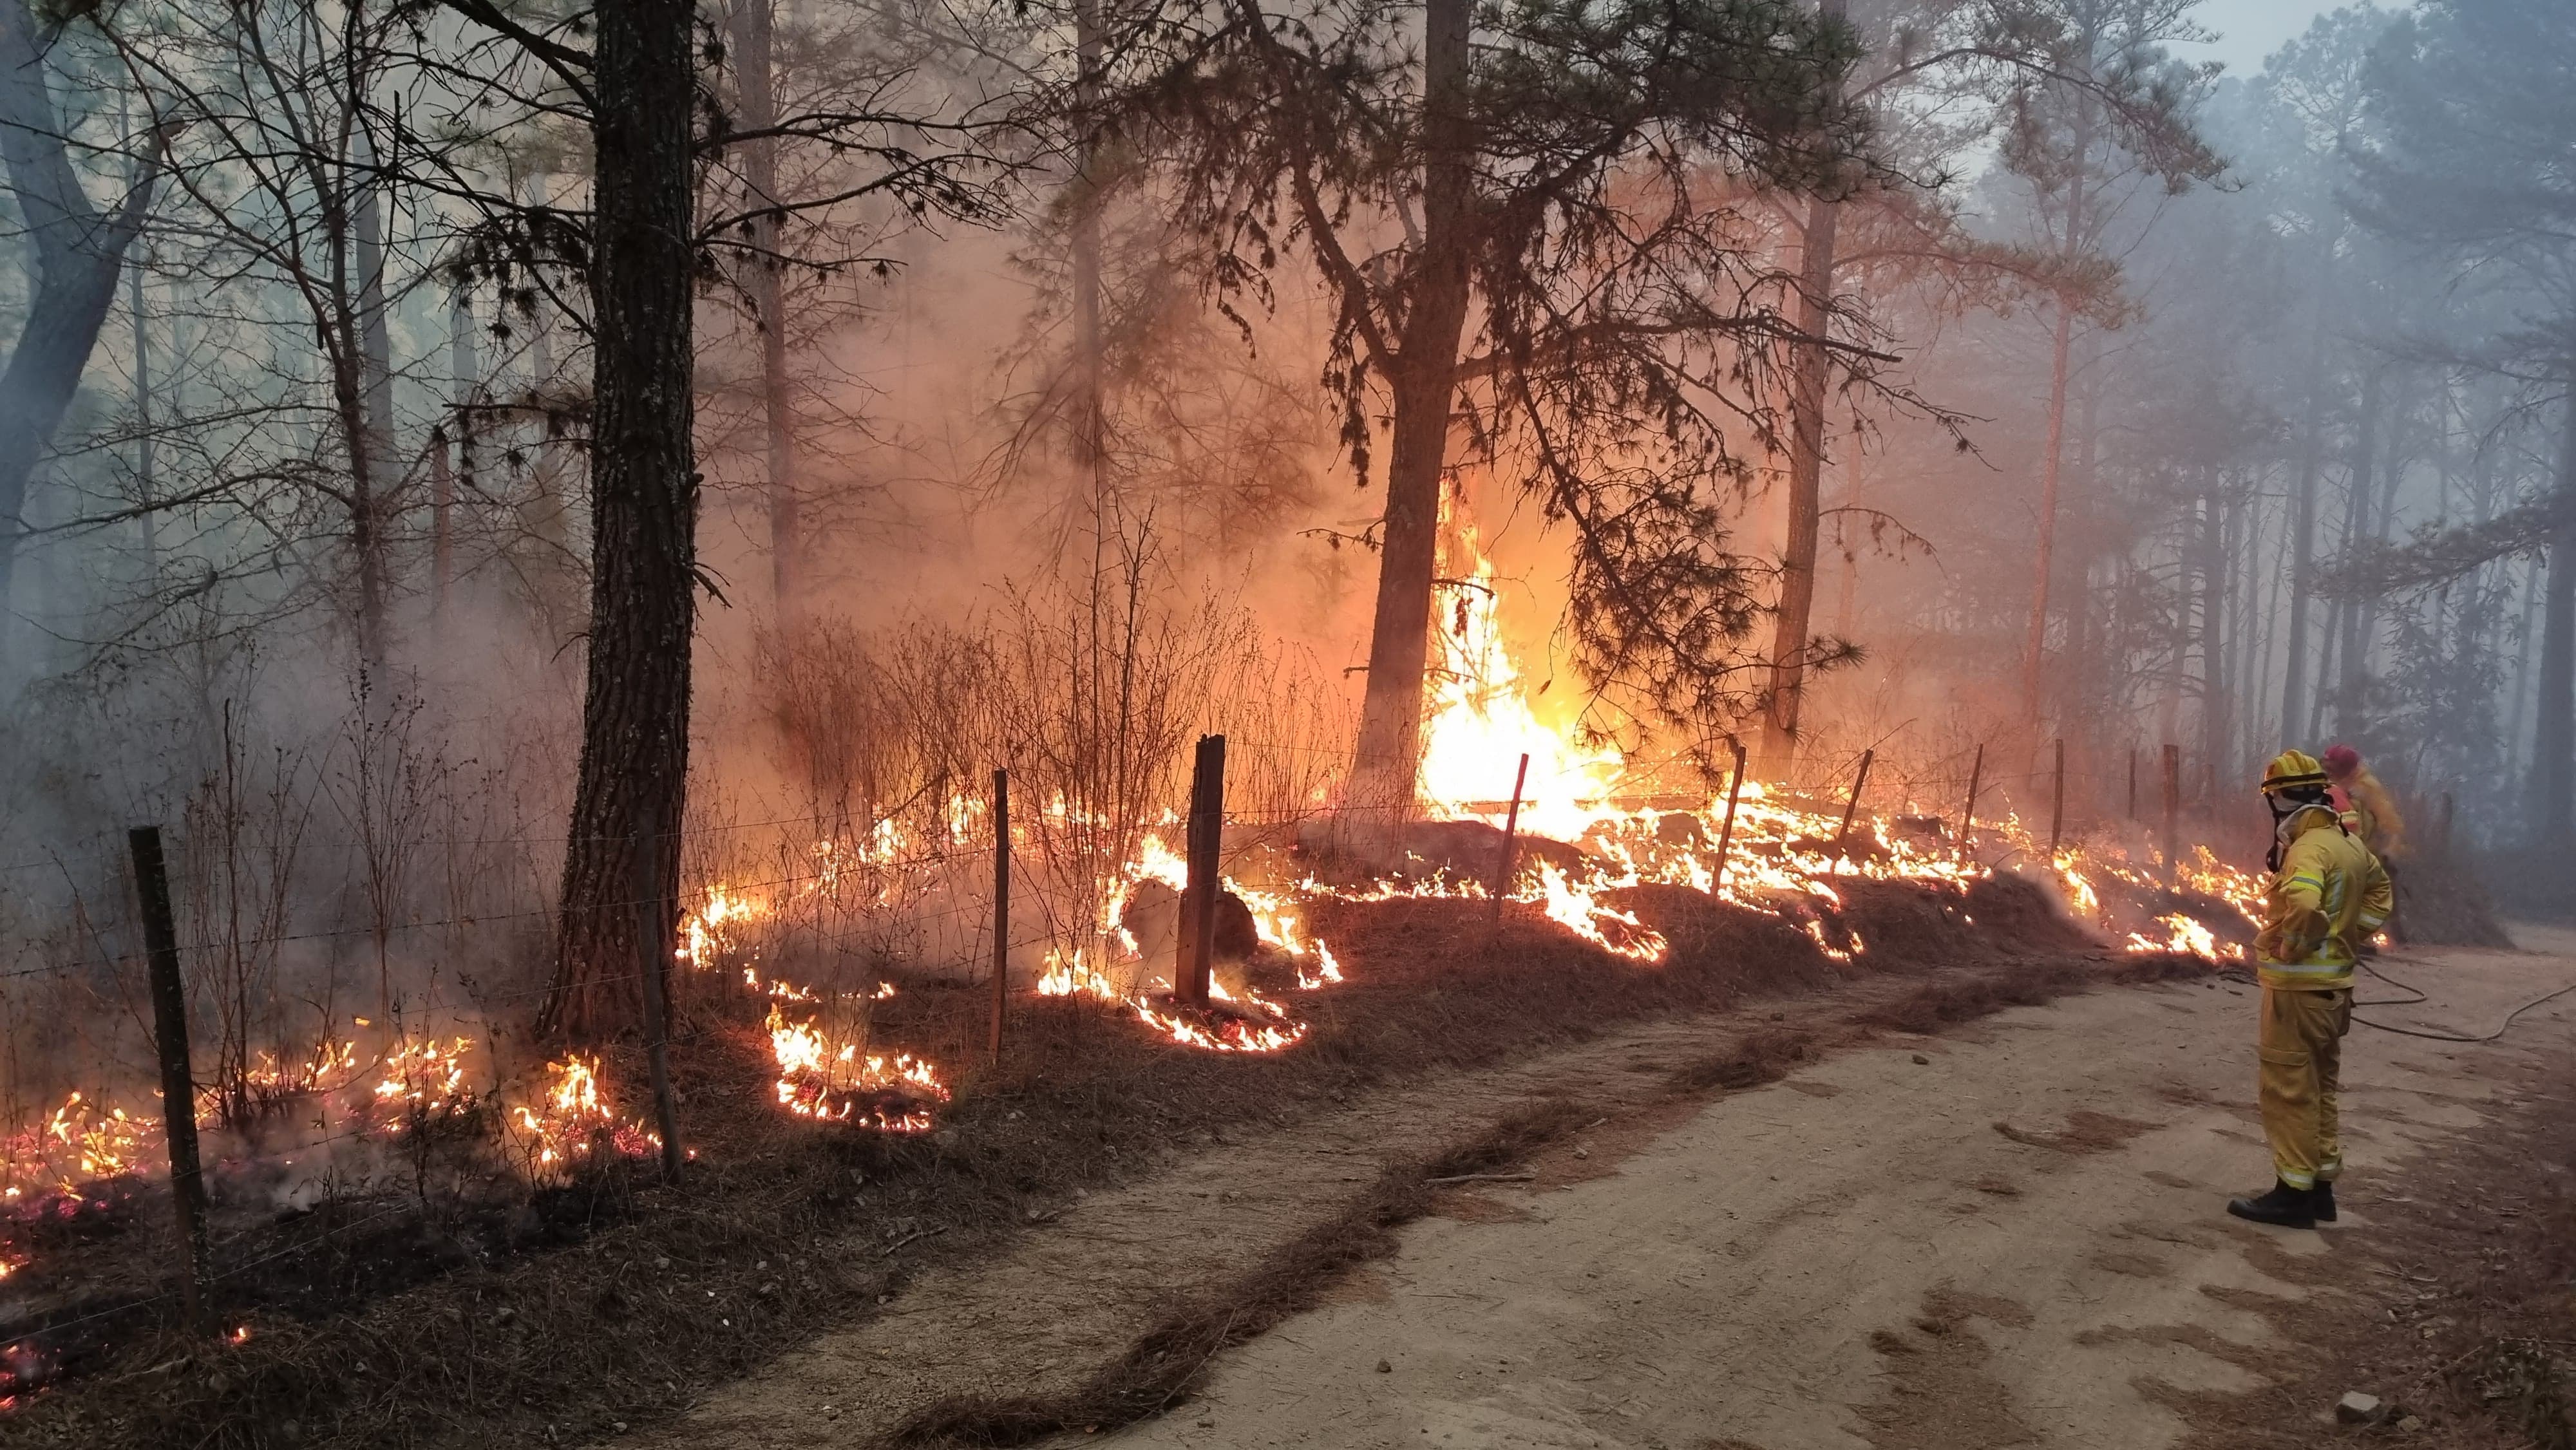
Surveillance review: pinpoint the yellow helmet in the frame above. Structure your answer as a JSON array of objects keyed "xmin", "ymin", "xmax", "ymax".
[{"xmin": 2260, "ymin": 749, "xmax": 2331, "ymax": 796}]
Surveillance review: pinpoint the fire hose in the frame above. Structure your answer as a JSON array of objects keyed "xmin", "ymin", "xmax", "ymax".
[{"xmin": 2349, "ymin": 959, "xmax": 2576, "ymax": 1044}]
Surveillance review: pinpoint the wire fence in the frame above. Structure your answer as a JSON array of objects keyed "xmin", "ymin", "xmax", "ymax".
[{"xmin": 0, "ymin": 717, "xmax": 2290, "ymax": 1370}]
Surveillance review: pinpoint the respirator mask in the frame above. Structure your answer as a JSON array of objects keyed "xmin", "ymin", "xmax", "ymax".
[{"xmin": 2264, "ymin": 791, "xmax": 2331, "ymax": 872}]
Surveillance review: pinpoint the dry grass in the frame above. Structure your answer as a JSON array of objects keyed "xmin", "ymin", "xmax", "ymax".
[{"xmin": 2392, "ymin": 854, "xmax": 2517, "ymax": 949}]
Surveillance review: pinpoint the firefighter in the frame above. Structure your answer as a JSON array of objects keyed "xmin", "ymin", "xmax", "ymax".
[
  {"xmin": 2228, "ymin": 749, "xmax": 2394, "ymax": 1230},
  {"xmin": 2321, "ymin": 744, "xmax": 2407, "ymax": 859}
]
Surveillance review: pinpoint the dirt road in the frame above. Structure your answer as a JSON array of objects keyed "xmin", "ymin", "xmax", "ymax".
[
  {"xmin": 1083, "ymin": 932, "xmax": 2576, "ymax": 1450},
  {"xmin": 630, "ymin": 932, "xmax": 2576, "ymax": 1450}
]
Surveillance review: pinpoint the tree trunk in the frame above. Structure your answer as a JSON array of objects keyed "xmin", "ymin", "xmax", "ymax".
[
  {"xmin": 1755, "ymin": 0, "xmax": 1848, "ymax": 778},
  {"xmin": 2506, "ymin": 554, "xmax": 2542, "ymax": 782},
  {"xmin": 2251, "ymin": 485, "xmax": 2291, "ymax": 755},
  {"xmin": 2063, "ymin": 352, "xmax": 2103, "ymax": 746},
  {"xmin": 2018, "ymin": 297, "xmax": 2077, "ymax": 725},
  {"xmin": 2200, "ymin": 491, "xmax": 2231, "ymax": 784},
  {"xmin": 1830, "ymin": 445, "xmax": 1862, "ymax": 638},
  {"xmin": 1071, "ymin": 0, "xmax": 1107, "ymax": 523},
  {"xmin": 2531, "ymin": 386, "xmax": 2576, "ymax": 848},
  {"xmin": 730, "ymin": 0, "xmax": 799, "ymax": 622},
  {"xmin": 0, "ymin": 0, "xmax": 157, "ymax": 629},
  {"xmin": 544, "ymin": 0, "xmax": 700, "ymax": 1042},
  {"xmin": 448, "ymin": 285, "xmax": 477, "ymax": 613},
  {"xmin": 348, "ymin": 126, "xmax": 395, "ymax": 674},
  {"xmin": 2276, "ymin": 310, "xmax": 2331, "ymax": 745},
  {"xmin": 1756, "ymin": 187, "xmax": 1839, "ymax": 778},
  {"xmin": 430, "ymin": 425, "xmax": 452, "ymax": 617},
  {"xmin": 129, "ymin": 250, "xmax": 155, "ymax": 579},
  {"xmin": 1345, "ymin": 0, "xmax": 1475, "ymax": 824},
  {"xmin": 2308, "ymin": 455, "xmax": 2362, "ymax": 741},
  {"xmin": 2333, "ymin": 368, "xmax": 2385, "ymax": 738}
]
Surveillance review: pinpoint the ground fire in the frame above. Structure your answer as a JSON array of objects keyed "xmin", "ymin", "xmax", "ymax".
[{"xmin": 0, "ymin": 0, "xmax": 2566, "ymax": 1444}]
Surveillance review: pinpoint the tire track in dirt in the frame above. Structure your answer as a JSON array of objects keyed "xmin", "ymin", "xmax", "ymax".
[
  {"xmin": 621, "ymin": 957, "xmax": 2145, "ymax": 1450},
  {"xmin": 1062, "ymin": 939, "xmax": 2576, "ymax": 1450}
]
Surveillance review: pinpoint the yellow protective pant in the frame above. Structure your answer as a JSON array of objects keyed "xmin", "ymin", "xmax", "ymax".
[{"xmin": 2257, "ymin": 986, "xmax": 2351, "ymax": 1191}]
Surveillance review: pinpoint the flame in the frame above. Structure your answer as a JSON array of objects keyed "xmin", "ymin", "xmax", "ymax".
[
  {"xmin": 679, "ymin": 883, "xmax": 766, "ymax": 966},
  {"xmin": 1417, "ymin": 505, "xmax": 1623, "ymax": 840},
  {"xmin": 764, "ymin": 1004, "xmax": 946, "ymax": 1131},
  {"xmin": 372, "ymin": 1037, "xmax": 480, "ymax": 1129},
  {"xmin": 41, "ymin": 1094, "xmax": 146, "ymax": 1185},
  {"xmin": 1298, "ymin": 940, "xmax": 1345, "ymax": 990},
  {"xmin": 674, "ymin": 852, "xmax": 954, "ymax": 1125},
  {"xmin": 1036, "ymin": 946, "xmax": 1309, "ymax": 1053},
  {"xmin": 2126, "ymin": 912, "xmax": 2224, "ymax": 961},
  {"xmin": 507, "ymin": 1056, "xmax": 662, "ymax": 1174},
  {"xmin": 1533, "ymin": 860, "xmax": 1667, "ymax": 962}
]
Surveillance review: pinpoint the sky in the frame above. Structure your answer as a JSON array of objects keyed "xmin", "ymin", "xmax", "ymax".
[{"xmin": 2180, "ymin": 0, "xmax": 2409, "ymax": 77}]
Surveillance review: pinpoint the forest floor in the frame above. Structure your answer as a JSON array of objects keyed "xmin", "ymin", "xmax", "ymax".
[{"xmin": 630, "ymin": 930, "xmax": 2576, "ymax": 1450}]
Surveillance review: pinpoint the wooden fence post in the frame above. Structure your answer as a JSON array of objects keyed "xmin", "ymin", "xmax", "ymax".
[
  {"xmin": 990, "ymin": 768, "xmax": 1010, "ymax": 1060},
  {"xmin": 1955, "ymin": 743, "xmax": 1984, "ymax": 863},
  {"xmin": 1490, "ymin": 753, "xmax": 1529, "ymax": 922},
  {"xmin": 129, "ymin": 825, "xmax": 211, "ymax": 1333},
  {"xmin": 1714, "ymin": 738, "xmax": 1748, "ymax": 890},
  {"xmin": 1178, "ymin": 736, "xmax": 1226, "ymax": 1007},
  {"xmin": 1832, "ymin": 748, "xmax": 1875, "ymax": 858}
]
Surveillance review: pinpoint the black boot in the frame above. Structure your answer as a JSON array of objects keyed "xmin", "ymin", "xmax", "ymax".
[
  {"xmin": 2227, "ymin": 1180, "xmax": 2318, "ymax": 1229},
  {"xmin": 2311, "ymin": 1181, "xmax": 2336, "ymax": 1223}
]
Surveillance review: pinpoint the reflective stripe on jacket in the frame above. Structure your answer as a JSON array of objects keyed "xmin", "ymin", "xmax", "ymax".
[{"xmin": 2255, "ymin": 807, "xmax": 2393, "ymax": 992}]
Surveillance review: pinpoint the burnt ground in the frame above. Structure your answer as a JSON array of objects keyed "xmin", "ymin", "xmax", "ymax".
[{"xmin": 0, "ymin": 869, "xmax": 2182, "ymax": 1450}]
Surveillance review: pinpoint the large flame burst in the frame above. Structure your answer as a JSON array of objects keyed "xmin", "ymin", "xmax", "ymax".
[{"xmin": 1392, "ymin": 502, "xmax": 2259, "ymax": 970}]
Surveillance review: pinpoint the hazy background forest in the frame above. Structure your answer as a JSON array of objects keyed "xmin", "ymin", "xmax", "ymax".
[{"xmin": 0, "ymin": 0, "xmax": 2565, "ymax": 1420}]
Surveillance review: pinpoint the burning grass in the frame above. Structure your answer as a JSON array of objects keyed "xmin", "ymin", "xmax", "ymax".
[{"xmin": 6, "ymin": 867, "xmax": 2175, "ymax": 1450}]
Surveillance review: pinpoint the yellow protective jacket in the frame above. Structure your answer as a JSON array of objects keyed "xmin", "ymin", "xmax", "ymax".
[
  {"xmin": 2335, "ymin": 767, "xmax": 2407, "ymax": 859},
  {"xmin": 2254, "ymin": 807, "xmax": 2393, "ymax": 992}
]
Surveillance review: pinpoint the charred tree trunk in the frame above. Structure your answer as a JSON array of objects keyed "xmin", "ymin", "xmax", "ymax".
[
  {"xmin": 2532, "ymin": 385, "xmax": 2576, "ymax": 849},
  {"xmin": 544, "ymin": 0, "xmax": 700, "ymax": 1042},
  {"xmin": 0, "ymin": 0, "xmax": 158, "ymax": 629},
  {"xmin": 1757, "ymin": 187, "xmax": 1839, "ymax": 778},
  {"xmin": 730, "ymin": 0, "xmax": 800, "ymax": 623},
  {"xmin": 1345, "ymin": 0, "xmax": 1475, "ymax": 825},
  {"xmin": 1755, "ymin": 0, "xmax": 1848, "ymax": 780},
  {"xmin": 2020, "ymin": 296, "xmax": 2078, "ymax": 727}
]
